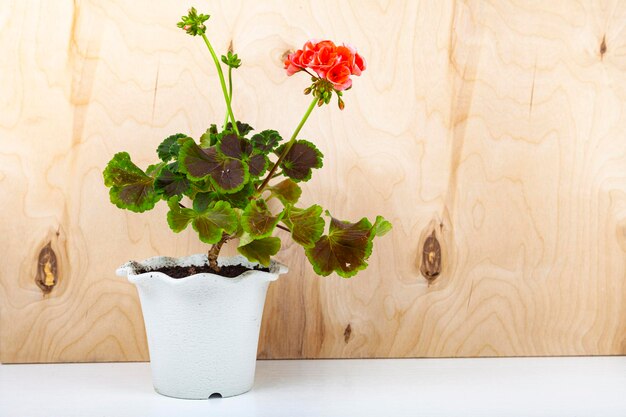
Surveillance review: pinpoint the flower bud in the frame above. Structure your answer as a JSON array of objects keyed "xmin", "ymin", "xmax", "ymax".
[
  {"xmin": 338, "ymin": 98, "xmax": 345, "ymax": 110},
  {"xmin": 317, "ymin": 98, "xmax": 324, "ymax": 107},
  {"xmin": 304, "ymin": 87, "xmax": 312, "ymax": 95},
  {"xmin": 183, "ymin": 24, "xmax": 191, "ymax": 31}
]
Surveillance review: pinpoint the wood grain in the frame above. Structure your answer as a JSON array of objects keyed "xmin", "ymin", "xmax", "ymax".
[{"xmin": 1, "ymin": 0, "xmax": 625, "ymax": 362}]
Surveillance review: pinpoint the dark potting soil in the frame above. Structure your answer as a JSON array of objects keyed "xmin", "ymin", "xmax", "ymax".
[{"xmin": 137, "ymin": 263, "xmax": 270, "ymax": 279}]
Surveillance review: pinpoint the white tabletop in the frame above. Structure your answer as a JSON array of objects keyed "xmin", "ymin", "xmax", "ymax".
[{"xmin": 1, "ymin": 357, "xmax": 624, "ymax": 417}]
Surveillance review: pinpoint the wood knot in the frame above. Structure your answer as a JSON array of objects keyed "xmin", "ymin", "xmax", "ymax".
[
  {"xmin": 420, "ymin": 230, "xmax": 441, "ymax": 282},
  {"xmin": 35, "ymin": 242, "xmax": 58, "ymax": 294},
  {"xmin": 344, "ymin": 324, "xmax": 352, "ymax": 343},
  {"xmin": 600, "ymin": 34, "xmax": 607, "ymax": 59}
]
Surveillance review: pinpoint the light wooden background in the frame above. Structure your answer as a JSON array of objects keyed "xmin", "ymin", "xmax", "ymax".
[{"xmin": 1, "ymin": 0, "xmax": 626, "ymax": 363}]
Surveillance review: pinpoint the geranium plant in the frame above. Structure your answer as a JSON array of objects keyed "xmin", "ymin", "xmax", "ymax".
[{"xmin": 103, "ymin": 7, "xmax": 391, "ymax": 278}]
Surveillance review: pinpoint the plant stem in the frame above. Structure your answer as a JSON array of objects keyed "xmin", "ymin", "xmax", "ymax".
[
  {"xmin": 256, "ymin": 96, "xmax": 318, "ymax": 194},
  {"xmin": 208, "ymin": 233, "xmax": 229, "ymax": 272},
  {"xmin": 223, "ymin": 66, "xmax": 233, "ymax": 128},
  {"xmin": 200, "ymin": 33, "xmax": 239, "ymax": 136},
  {"xmin": 276, "ymin": 224, "xmax": 291, "ymax": 233}
]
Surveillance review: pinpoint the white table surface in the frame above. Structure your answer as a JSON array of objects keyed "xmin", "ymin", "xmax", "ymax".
[{"xmin": 1, "ymin": 357, "xmax": 624, "ymax": 417}]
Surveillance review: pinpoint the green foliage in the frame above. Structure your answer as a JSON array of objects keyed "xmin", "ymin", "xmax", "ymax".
[
  {"xmin": 104, "ymin": 119, "xmax": 390, "ymax": 275},
  {"xmin": 372, "ymin": 215, "xmax": 393, "ymax": 237},
  {"xmin": 154, "ymin": 163, "xmax": 190, "ymax": 198},
  {"xmin": 199, "ymin": 125, "xmax": 219, "ymax": 148},
  {"xmin": 282, "ymin": 204, "xmax": 324, "ymax": 248},
  {"xmin": 103, "ymin": 8, "xmax": 392, "ymax": 276},
  {"xmin": 103, "ymin": 152, "xmax": 160, "ymax": 213},
  {"xmin": 241, "ymin": 199, "xmax": 284, "ymax": 238},
  {"xmin": 275, "ymin": 140, "xmax": 323, "ymax": 182},
  {"xmin": 157, "ymin": 133, "xmax": 187, "ymax": 162},
  {"xmin": 251, "ymin": 130, "xmax": 282, "ymax": 152},
  {"xmin": 179, "ymin": 139, "xmax": 249, "ymax": 192},
  {"xmin": 237, "ymin": 234, "xmax": 281, "ymax": 266},
  {"xmin": 268, "ymin": 178, "xmax": 301, "ymax": 205},
  {"xmin": 167, "ymin": 198, "xmax": 238, "ymax": 244},
  {"xmin": 304, "ymin": 211, "xmax": 391, "ymax": 278},
  {"xmin": 225, "ymin": 121, "xmax": 253, "ymax": 136}
]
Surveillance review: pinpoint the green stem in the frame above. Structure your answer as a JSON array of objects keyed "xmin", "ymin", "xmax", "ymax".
[
  {"xmin": 223, "ymin": 66, "xmax": 233, "ymax": 128},
  {"xmin": 256, "ymin": 96, "xmax": 318, "ymax": 194},
  {"xmin": 200, "ymin": 33, "xmax": 239, "ymax": 136}
]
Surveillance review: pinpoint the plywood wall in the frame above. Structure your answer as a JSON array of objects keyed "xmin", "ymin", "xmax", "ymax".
[{"xmin": 1, "ymin": 0, "xmax": 625, "ymax": 363}]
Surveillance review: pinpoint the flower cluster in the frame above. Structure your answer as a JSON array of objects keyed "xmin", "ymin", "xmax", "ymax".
[{"xmin": 284, "ymin": 40, "xmax": 366, "ymax": 91}]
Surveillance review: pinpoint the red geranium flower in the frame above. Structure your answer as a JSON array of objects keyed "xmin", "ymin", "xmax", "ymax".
[{"xmin": 284, "ymin": 39, "xmax": 365, "ymax": 90}]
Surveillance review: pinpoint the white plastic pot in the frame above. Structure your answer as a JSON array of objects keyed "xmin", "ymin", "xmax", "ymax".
[{"xmin": 116, "ymin": 254, "xmax": 287, "ymax": 399}]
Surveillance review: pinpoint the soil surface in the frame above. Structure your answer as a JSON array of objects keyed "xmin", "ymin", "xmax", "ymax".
[{"xmin": 136, "ymin": 263, "xmax": 270, "ymax": 279}]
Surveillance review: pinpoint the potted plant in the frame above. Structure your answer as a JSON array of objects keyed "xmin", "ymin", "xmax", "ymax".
[{"xmin": 108, "ymin": 8, "xmax": 391, "ymax": 400}]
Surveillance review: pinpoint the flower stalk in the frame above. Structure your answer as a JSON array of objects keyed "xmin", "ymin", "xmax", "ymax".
[
  {"xmin": 256, "ymin": 96, "xmax": 318, "ymax": 194},
  {"xmin": 200, "ymin": 33, "xmax": 239, "ymax": 136}
]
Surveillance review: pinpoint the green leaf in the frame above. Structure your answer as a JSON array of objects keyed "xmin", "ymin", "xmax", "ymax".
[
  {"xmin": 217, "ymin": 134, "xmax": 267, "ymax": 177},
  {"xmin": 268, "ymin": 178, "xmax": 302, "ymax": 205},
  {"xmin": 103, "ymin": 152, "xmax": 159, "ymax": 213},
  {"xmin": 225, "ymin": 121, "xmax": 253, "ymax": 136},
  {"xmin": 157, "ymin": 133, "xmax": 187, "ymax": 162},
  {"xmin": 283, "ymin": 205, "xmax": 325, "ymax": 248},
  {"xmin": 146, "ymin": 162, "xmax": 167, "ymax": 180},
  {"xmin": 166, "ymin": 198, "xmax": 195, "ymax": 232},
  {"xmin": 241, "ymin": 199, "xmax": 284, "ymax": 238},
  {"xmin": 237, "ymin": 234, "xmax": 281, "ymax": 266},
  {"xmin": 199, "ymin": 125, "xmax": 219, "ymax": 148},
  {"xmin": 250, "ymin": 130, "xmax": 282, "ymax": 152},
  {"xmin": 248, "ymin": 152, "xmax": 269, "ymax": 177},
  {"xmin": 218, "ymin": 182, "xmax": 256, "ymax": 209},
  {"xmin": 194, "ymin": 182, "xmax": 255, "ymax": 211},
  {"xmin": 275, "ymin": 140, "xmax": 323, "ymax": 182},
  {"xmin": 305, "ymin": 213, "xmax": 374, "ymax": 278},
  {"xmin": 372, "ymin": 215, "xmax": 392, "ymax": 237},
  {"xmin": 179, "ymin": 140, "xmax": 248, "ymax": 193},
  {"xmin": 217, "ymin": 133, "xmax": 252, "ymax": 159},
  {"xmin": 154, "ymin": 163, "xmax": 190, "ymax": 198},
  {"xmin": 193, "ymin": 191, "xmax": 215, "ymax": 212},
  {"xmin": 192, "ymin": 201, "xmax": 239, "ymax": 244}
]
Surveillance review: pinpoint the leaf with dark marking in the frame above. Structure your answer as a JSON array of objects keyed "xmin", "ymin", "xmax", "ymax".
[
  {"xmin": 241, "ymin": 199, "xmax": 284, "ymax": 238},
  {"xmin": 103, "ymin": 152, "xmax": 159, "ymax": 212},
  {"xmin": 179, "ymin": 140, "xmax": 248, "ymax": 193},
  {"xmin": 248, "ymin": 152, "xmax": 269, "ymax": 177},
  {"xmin": 226, "ymin": 121, "xmax": 253, "ymax": 136},
  {"xmin": 217, "ymin": 133, "xmax": 252, "ymax": 159},
  {"xmin": 275, "ymin": 140, "xmax": 323, "ymax": 182},
  {"xmin": 305, "ymin": 211, "xmax": 390, "ymax": 278},
  {"xmin": 154, "ymin": 163, "xmax": 190, "ymax": 198}
]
